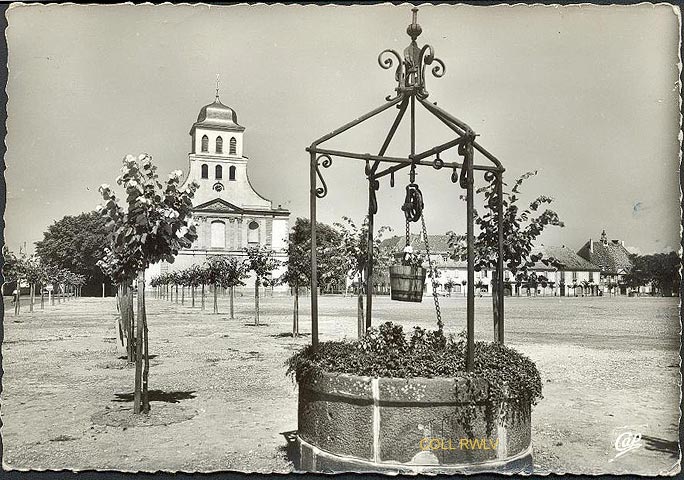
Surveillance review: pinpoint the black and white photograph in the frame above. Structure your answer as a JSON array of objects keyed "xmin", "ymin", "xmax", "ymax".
[{"xmin": 1, "ymin": 2, "xmax": 681, "ymax": 475}]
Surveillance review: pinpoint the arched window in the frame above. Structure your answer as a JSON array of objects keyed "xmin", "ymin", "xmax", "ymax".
[
  {"xmin": 215, "ymin": 165, "xmax": 223, "ymax": 180},
  {"xmin": 201, "ymin": 135, "xmax": 209, "ymax": 152},
  {"xmin": 216, "ymin": 136, "xmax": 223, "ymax": 154},
  {"xmin": 248, "ymin": 221, "xmax": 259, "ymax": 244},
  {"xmin": 201, "ymin": 164, "xmax": 208, "ymax": 179},
  {"xmin": 229, "ymin": 165, "xmax": 236, "ymax": 181},
  {"xmin": 210, "ymin": 221, "xmax": 226, "ymax": 248},
  {"xmin": 229, "ymin": 137, "xmax": 237, "ymax": 155}
]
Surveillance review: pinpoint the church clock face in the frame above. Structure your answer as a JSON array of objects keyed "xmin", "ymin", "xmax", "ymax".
[{"xmin": 213, "ymin": 182, "xmax": 224, "ymax": 192}]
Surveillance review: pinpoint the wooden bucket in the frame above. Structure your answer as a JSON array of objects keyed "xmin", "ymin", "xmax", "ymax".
[{"xmin": 389, "ymin": 265, "xmax": 426, "ymax": 302}]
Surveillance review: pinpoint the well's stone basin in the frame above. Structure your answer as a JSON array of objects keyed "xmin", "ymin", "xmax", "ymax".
[{"xmin": 296, "ymin": 372, "xmax": 533, "ymax": 474}]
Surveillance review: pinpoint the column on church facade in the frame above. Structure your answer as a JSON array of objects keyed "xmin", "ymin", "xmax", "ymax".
[
  {"xmin": 258, "ymin": 218, "xmax": 266, "ymax": 246},
  {"xmin": 265, "ymin": 218, "xmax": 273, "ymax": 248},
  {"xmin": 237, "ymin": 218, "xmax": 244, "ymax": 249},
  {"xmin": 199, "ymin": 216, "xmax": 208, "ymax": 249},
  {"xmin": 228, "ymin": 218, "xmax": 235, "ymax": 251},
  {"xmin": 224, "ymin": 217, "xmax": 230, "ymax": 250}
]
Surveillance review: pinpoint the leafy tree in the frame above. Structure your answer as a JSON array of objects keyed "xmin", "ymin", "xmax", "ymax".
[
  {"xmin": 280, "ymin": 218, "xmax": 344, "ymax": 336},
  {"xmin": 187, "ymin": 264, "xmax": 204, "ymax": 307},
  {"xmin": 35, "ymin": 211, "xmax": 111, "ymax": 296},
  {"xmin": 447, "ymin": 171, "xmax": 564, "ymax": 342},
  {"xmin": 625, "ymin": 251, "xmax": 681, "ymax": 296},
  {"xmin": 222, "ymin": 257, "xmax": 249, "ymax": 319},
  {"xmin": 23, "ymin": 256, "xmax": 44, "ymax": 312},
  {"xmin": 98, "ymin": 153, "xmax": 198, "ymax": 414},
  {"xmin": 202, "ymin": 256, "xmax": 248, "ymax": 315},
  {"xmin": 334, "ymin": 216, "xmax": 392, "ymax": 338},
  {"xmin": 203, "ymin": 258, "xmax": 225, "ymax": 314},
  {"xmin": 3, "ymin": 248, "xmax": 25, "ymax": 315},
  {"xmin": 244, "ymin": 246, "xmax": 280, "ymax": 326}
]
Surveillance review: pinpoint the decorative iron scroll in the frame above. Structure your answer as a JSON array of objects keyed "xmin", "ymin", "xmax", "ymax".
[
  {"xmin": 377, "ymin": 8, "xmax": 445, "ymax": 99},
  {"xmin": 458, "ymin": 133, "xmax": 476, "ymax": 190},
  {"xmin": 315, "ymin": 154, "xmax": 333, "ymax": 198}
]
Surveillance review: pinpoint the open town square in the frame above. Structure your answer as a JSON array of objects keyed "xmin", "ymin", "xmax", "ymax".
[{"xmin": 1, "ymin": 2, "xmax": 681, "ymax": 476}]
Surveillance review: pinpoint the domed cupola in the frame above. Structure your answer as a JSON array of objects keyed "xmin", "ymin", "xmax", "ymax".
[{"xmin": 190, "ymin": 96, "xmax": 245, "ymax": 134}]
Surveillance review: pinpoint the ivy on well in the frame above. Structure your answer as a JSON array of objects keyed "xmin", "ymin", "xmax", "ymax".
[{"xmin": 286, "ymin": 322, "xmax": 543, "ymax": 435}]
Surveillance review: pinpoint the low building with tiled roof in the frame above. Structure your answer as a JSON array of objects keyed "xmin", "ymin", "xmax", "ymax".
[
  {"xmin": 532, "ymin": 245, "xmax": 602, "ymax": 296},
  {"xmin": 377, "ymin": 234, "xmax": 603, "ymax": 297},
  {"xmin": 577, "ymin": 230, "xmax": 633, "ymax": 295}
]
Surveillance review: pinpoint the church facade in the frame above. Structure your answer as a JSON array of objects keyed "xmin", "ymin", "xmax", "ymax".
[{"xmin": 147, "ymin": 93, "xmax": 290, "ymax": 288}]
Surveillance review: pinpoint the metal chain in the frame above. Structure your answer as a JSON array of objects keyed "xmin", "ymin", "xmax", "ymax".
[
  {"xmin": 421, "ymin": 215, "xmax": 443, "ymax": 331},
  {"xmin": 405, "ymin": 218, "xmax": 411, "ymax": 247}
]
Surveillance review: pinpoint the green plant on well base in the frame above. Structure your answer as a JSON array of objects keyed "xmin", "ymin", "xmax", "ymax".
[{"xmin": 286, "ymin": 321, "xmax": 542, "ymax": 436}]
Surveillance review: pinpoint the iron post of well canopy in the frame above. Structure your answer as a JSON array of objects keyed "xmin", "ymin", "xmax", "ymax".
[{"xmin": 306, "ymin": 8, "xmax": 507, "ymax": 370}]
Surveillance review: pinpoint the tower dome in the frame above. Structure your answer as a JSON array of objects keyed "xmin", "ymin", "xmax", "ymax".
[{"xmin": 190, "ymin": 96, "xmax": 245, "ymax": 134}]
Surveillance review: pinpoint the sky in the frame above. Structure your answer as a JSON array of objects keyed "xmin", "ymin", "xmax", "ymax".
[{"xmin": 4, "ymin": 2, "xmax": 681, "ymax": 255}]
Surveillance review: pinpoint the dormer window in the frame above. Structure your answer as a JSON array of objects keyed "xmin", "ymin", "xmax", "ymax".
[
  {"xmin": 201, "ymin": 135, "xmax": 209, "ymax": 152},
  {"xmin": 216, "ymin": 136, "xmax": 223, "ymax": 154},
  {"xmin": 229, "ymin": 165, "xmax": 236, "ymax": 181},
  {"xmin": 229, "ymin": 137, "xmax": 237, "ymax": 155},
  {"xmin": 215, "ymin": 165, "xmax": 223, "ymax": 180},
  {"xmin": 201, "ymin": 164, "xmax": 208, "ymax": 179}
]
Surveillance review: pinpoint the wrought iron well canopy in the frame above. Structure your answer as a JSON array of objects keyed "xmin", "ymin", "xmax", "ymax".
[{"xmin": 307, "ymin": 8, "xmax": 506, "ymax": 371}]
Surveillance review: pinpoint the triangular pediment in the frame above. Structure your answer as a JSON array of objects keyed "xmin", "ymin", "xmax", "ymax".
[{"xmin": 193, "ymin": 198, "xmax": 244, "ymax": 213}]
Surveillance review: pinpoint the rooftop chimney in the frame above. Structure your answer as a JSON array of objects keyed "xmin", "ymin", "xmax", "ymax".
[{"xmin": 589, "ymin": 238, "xmax": 593, "ymax": 253}]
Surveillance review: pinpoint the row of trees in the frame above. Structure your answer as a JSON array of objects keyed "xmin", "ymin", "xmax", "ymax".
[
  {"xmin": 3, "ymin": 247, "xmax": 86, "ymax": 315},
  {"xmin": 150, "ymin": 246, "xmax": 280, "ymax": 324},
  {"xmin": 624, "ymin": 251, "xmax": 681, "ymax": 296}
]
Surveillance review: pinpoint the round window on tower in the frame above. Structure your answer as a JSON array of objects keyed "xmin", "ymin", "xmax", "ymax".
[{"xmin": 213, "ymin": 182, "xmax": 224, "ymax": 192}]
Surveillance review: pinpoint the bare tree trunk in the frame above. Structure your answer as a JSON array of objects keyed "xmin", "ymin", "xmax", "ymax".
[
  {"xmin": 492, "ymin": 280, "xmax": 499, "ymax": 342},
  {"xmin": 175, "ymin": 285, "xmax": 179, "ymax": 304},
  {"xmin": 230, "ymin": 286, "xmax": 235, "ymax": 319},
  {"xmin": 191, "ymin": 285, "xmax": 195, "ymax": 308},
  {"xmin": 14, "ymin": 278, "xmax": 20, "ymax": 316},
  {"xmin": 29, "ymin": 283, "xmax": 34, "ymax": 313},
  {"xmin": 201, "ymin": 283, "xmax": 205, "ymax": 310},
  {"xmin": 213, "ymin": 284, "xmax": 218, "ymax": 314},
  {"xmin": 127, "ymin": 283, "xmax": 135, "ymax": 362},
  {"xmin": 255, "ymin": 279, "xmax": 260, "ymax": 326},
  {"xmin": 357, "ymin": 280, "xmax": 365, "ymax": 339},
  {"xmin": 140, "ymin": 272, "xmax": 150, "ymax": 413},
  {"xmin": 134, "ymin": 271, "xmax": 145, "ymax": 414},
  {"xmin": 40, "ymin": 283, "xmax": 45, "ymax": 310},
  {"xmin": 181, "ymin": 286, "xmax": 185, "ymax": 305},
  {"xmin": 293, "ymin": 285, "xmax": 299, "ymax": 337}
]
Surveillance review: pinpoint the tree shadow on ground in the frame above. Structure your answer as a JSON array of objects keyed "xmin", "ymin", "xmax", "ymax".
[
  {"xmin": 642, "ymin": 435, "xmax": 680, "ymax": 458},
  {"xmin": 279, "ymin": 430, "xmax": 300, "ymax": 469},
  {"xmin": 244, "ymin": 323, "xmax": 270, "ymax": 327},
  {"xmin": 270, "ymin": 332, "xmax": 311, "ymax": 338},
  {"xmin": 112, "ymin": 390, "xmax": 196, "ymax": 403}
]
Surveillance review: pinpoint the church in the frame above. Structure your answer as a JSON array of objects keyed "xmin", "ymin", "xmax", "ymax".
[{"xmin": 146, "ymin": 91, "xmax": 290, "ymax": 288}]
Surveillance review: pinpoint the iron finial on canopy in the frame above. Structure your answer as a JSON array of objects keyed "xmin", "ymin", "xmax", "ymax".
[
  {"xmin": 378, "ymin": 7, "xmax": 445, "ymax": 99},
  {"xmin": 406, "ymin": 7, "xmax": 422, "ymax": 41}
]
